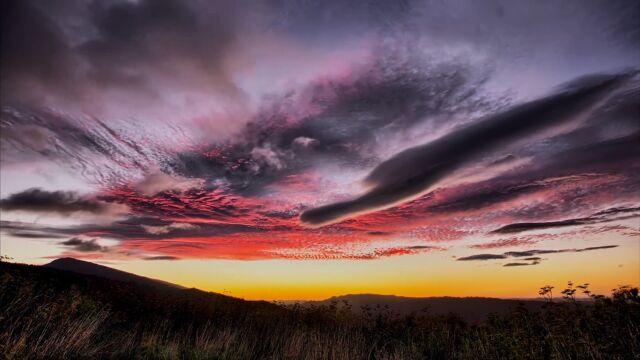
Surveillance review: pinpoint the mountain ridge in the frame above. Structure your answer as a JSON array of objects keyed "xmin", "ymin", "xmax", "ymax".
[
  {"xmin": 41, "ymin": 258, "xmax": 545, "ymax": 323},
  {"xmin": 44, "ymin": 257, "xmax": 184, "ymax": 290},
  {"xmin": 306, "ymin": 293, "xmax": 546, "ymax": 323}
]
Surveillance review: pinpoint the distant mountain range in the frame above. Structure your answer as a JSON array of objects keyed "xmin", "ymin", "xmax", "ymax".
[
  {"xmin": 308, "ymin": 294, "xmax": 545, "ymax": 323},
  {"xmin": 39, "ymin": 258, "xmax": 544, "ymax": 323}
]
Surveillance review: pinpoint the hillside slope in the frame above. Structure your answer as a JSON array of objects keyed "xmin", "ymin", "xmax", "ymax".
[
  {"xmin": 1, "ymin": 260, "xmax": 285, "ymax": 327},
  {"xmin": 44, "ymin": 257, "xmax": 183, "ymax": 289}
]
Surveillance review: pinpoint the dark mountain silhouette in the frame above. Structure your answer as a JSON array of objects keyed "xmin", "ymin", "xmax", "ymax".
[
  {"xmin": 42, "ymin": 258, "xmax": 545, "ymax": 323},
  {"xmin": 4, "ymin": 260, "xmax": 283, "ymax": 318},
  {"xmin": 311, "ymin": 294, "xmax": 545, "ymax": 323},
  {"xmin": 44, "ymin": 257, "xmax": 183, "ymax": 289}
]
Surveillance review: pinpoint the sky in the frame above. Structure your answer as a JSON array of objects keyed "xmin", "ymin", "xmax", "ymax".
[{"xmin": 1, "ymin": 0, "xmax": 639, "ymax": 300}]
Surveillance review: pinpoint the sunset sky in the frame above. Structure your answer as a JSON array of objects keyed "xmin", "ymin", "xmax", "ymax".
[{"xmin": 1, "ymin": 0, "xmax": 638, "ymax": 300}]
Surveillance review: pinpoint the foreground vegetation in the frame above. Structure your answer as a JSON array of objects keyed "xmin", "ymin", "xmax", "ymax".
[{"xmin": 1, "ymin": 261, "xmax": 638, "ymax": 359}]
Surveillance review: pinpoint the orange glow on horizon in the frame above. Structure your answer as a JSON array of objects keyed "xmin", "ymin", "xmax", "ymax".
[{"xmin": 105, "ymin": 236, "xmax": 639, "ymax": 301}]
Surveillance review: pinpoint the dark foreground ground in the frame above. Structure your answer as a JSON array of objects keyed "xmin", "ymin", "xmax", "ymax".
[{"xmin": 1, "ymin": 260, "xmax": 638, "ymax": 359}]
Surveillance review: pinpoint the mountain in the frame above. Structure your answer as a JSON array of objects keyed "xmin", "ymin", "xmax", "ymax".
[
  {"xmin": 43, "ymin": 258, "xmax": 544, "ymax": 323},
  {"xmin": 310, "ymin": 294, "xmax": 545, "ymax": 323},
  {"xmin": 44, "ymin": 257, "xmax": 183, "ymax": 289},
  {"xmin": 3, "ymin": 259, "xmax": 284, "ymax": 321},
  {"xmin": 42, "ymin": 258, "xmax": 544, "ymax": 323}
]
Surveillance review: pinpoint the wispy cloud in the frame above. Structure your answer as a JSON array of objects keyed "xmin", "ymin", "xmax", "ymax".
[
  {"xmin": 458, "ymin": 245, "xmax": 619, "ymax": 266},
  {"xmin": 492, "ymin": 206, "xmax": 640, "ymax": 234},
  {"xmin": 301, "ymin": 73, "xmax": 633, "ymax": 226},
  {"xmin": 1, "ymin": 0, "xmax": 639, "ymax": 262}
]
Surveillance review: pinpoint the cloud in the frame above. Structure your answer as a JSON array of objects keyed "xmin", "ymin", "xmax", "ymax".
[
  {"xmin": 144, "ymin": 256, "xmax": 180, "ymax": 261},
  {"xmin": 0, "ymin": 216, "xmax": 254, "ymax": 243},
  {"xmin": 292, "ymin": 137, "xmax": 318, "ymax": 149},
  {"xmin": 580, "ymin": 245, "xmax": 620, "ymax": 252},
  {"xmin": 504, "ymin": 255, "xmax": 543, "ymax": 266},
  {"xmin": 504, "ymin": 250, "xmax": 551, "ymax": 257},
  {"xmin": 492, "ymin": 206, "xmax": 640, "ymax": 234},
  {"xmin": 81, "ymin": 0, "xmax": 256, "ymax": 102},
  {"xmin": 0, "ymin": 188, "xmax": 126, "ymax": 217},
  {"xmin": 458, "ymin": 245, "xmax": 618, "ymax": 262},
  {"xmin": 0, "ymin": 0, "xmax": 79, "ymax": 105},
  {"xmin": 7, "ymin": 231, "xmax": 66, "ymax": 239},
  {"xmin": 2, "ymin": 1, "xmax": 639, "ymax": 262},
  {"xmin": 0, "ymin": 0, "xmax": 259, "ymax": 110},
  {"xmin": 142, "ymin": 222, "xmax": 199, "ymax": 235},
  {"xmin": 493, "ymin": 220, "xmax": 588, "ymax": 234},
  {"xmin": 406, "ymin": 245, "xmax": 437, "ymax": 250},
  {"xmin": 0, "ymin": 125, "xmax": 55, "ymax": 154},
  {"xmin": 134, "ymin": 172, "xmax": 203, "ymax": 196},
  {"xmin": 250, "ymin": 145, "xmax": 287, "ymax": 171},
  {"xmin": 0, "ymin": 107, "xmax": 173, "ymax": 181},
  {"xmin": 301, "ymin": 72, "xmax": 632, "ymax": 226},
  {"xmin": 457, "ymin": 254, "xmax": 508, "ymax": 261},
  {"xmin": 167, "ymin": 53, "xmax": 497, "ymax": 195},
  {"xmin": 503, "ymin": 262, "xmax": 537, "ymax": 267},
  {"xmin": 469, "ymin": 238, "xmax": 537, "ymax": 249},
  {"xmin": 60, "ymin": 237, "xmax": 107, "ymax": 252}
]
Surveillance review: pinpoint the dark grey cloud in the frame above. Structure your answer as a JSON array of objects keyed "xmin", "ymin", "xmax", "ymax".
[
  {"xmin": 405, "ymin": 245, "xmax": 437, "ymax": 250},
  {"xmin": 494, "ymin": 220, "xmax": 589, "ymax": 234},
  {"xmin": 0, "ymin": 0, "xmax": 257, "ymax": 107},
  {"xmin": 401, "ymin": 90, "xmax": 640, "ymax": 219},
  {"xmin": 0, "ymin": 215, "xmax": 262, "ymax": 244},
  {"xmin": 3, "ymin": 0, "xmax": 638, "ymax": 203},
  {"xmin": 389, "ymin": 129, "xmax": 638, "ymax": 220},
  {"xmin": 503, "ymin": 262, "xmax": 537, "ymax": 267},
  {"xmin": 144, "ymin": 256, "xmax": 180, "ymax": 261},
  {"xmin": 457, "ymin": 254, "xmax": 507, "ymax": 261},
  {"xmin": 7, "ymin": 231, "xmax": 67, "ymax": 239},
  {"xmin": 274, "ymin": 0, "xmax": 640, "ymax": 61},
  {"xmin": 424, "ymin": 182, "xmax": 545, "ymax": 214},
  {"xmin": 2, "ymin": 42, "xmax": 499, "ymax": 195},
  {"xmin": 0, "ymin": 0, "xmax": 79, "ymax": 104},
  {"xmin": 79, "ymin": 0, "xmax": 245, "ymax": 96},
  {"xmin": 0, "ymin": 188, "xmax": 116, "ymax": 215},
  {"xmin": 593, "ymin": 206, "xmax": 640, "ymax": 217},
  {"xmin": 504, "ymin": 246, "xmax": 620, "ymax": 257},
  {"xmin": 492, "ymin": 206, "xmax": 640, "ymax": 234},
  {"xmin": 301, "ymin": 71, "xmax": 634, "ymax": 226},
  {"xmin": 459, "ymin": 245, "xmax": 618, "ymax": 263},
  {"xmin": 3, "ymin": 0, "xmax": 639, "ymax": 111},
  {"xmin": 60, "ymin": 237, "xmax": 106, "ymax": 252},
  {"xmin": 580, "ymin": 245, "xmax": 620, "ymax": 252},
  {"xmin": 503, "ymin": 251, "xmax": 540, "ymax": 257},
  {"xmin": 169, "ymin": 55, "xmax": 497, "ymax": 194},
  {"xmin": 271, "ymin": 0, "xmax": 412, "ymax": 38},
  {"xmin": 504, "ymin": 256, "xmax": 543, "ymax": 266},
  {"xmin": 505, "ymin": 249, "xmax": 591, "ymax": 257}
]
